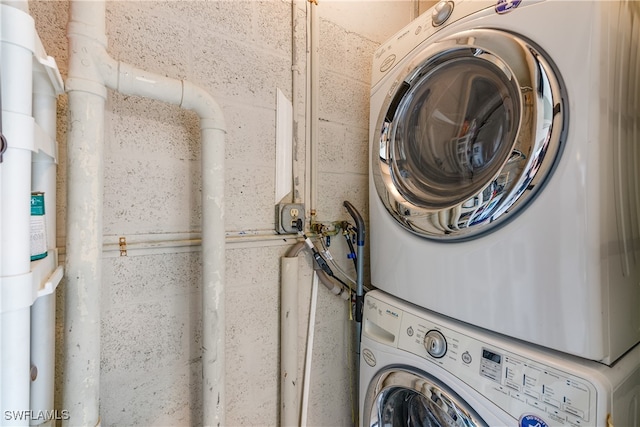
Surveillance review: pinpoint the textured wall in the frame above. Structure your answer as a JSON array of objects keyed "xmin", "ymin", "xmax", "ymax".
[{"xmin": 29, "ymin": 0, "xmax": 414, "ymax": 425}]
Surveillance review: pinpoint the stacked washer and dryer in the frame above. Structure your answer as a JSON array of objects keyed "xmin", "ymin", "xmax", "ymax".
[{"xmin": 361, "ymin": 1, "xmax": 640, "ymax": 426}]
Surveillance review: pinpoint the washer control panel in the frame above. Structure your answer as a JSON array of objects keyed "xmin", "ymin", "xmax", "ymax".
[
  {"xmin": 362, "ymin": 294, "xmax": 598, "ymax": 426},
  {"xmin": 480, "ymin": 347, "xmax": 503, "ymax": 383}
]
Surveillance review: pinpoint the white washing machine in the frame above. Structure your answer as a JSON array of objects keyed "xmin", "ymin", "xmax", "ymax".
[
  {"xmin": 360, "ymin": 290, "xmax": 640, "ymax": 427},
  {"xmin": 369, "ymin": 0, "xmax": 640, "ymax": 364}
]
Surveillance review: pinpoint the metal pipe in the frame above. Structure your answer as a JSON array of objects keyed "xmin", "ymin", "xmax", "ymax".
[
  {"xmin": 66, "ymin": 2, "xmax": 226, "ymax": 425},
  {"xmin": 343, "ymin": 201, "xmax": 364, "ymax": 348}
]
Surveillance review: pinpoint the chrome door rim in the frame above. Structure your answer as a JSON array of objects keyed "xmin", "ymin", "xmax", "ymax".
[
  {"xmin": 371, "ymin": 28, "xmax": 567, "ymax": 241},
  {"xmin": 363, "ymin": 367, "xmax": 488, "ymax": 427}
]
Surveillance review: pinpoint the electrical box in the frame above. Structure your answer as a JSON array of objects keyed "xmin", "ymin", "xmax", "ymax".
[{"xmin": 276, "ymin": 203, "xmax": 305, "ymax": 234}]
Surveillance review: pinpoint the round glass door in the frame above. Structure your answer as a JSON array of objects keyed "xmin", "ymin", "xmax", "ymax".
[
  {"xmin": 372, "ymin": 29, "xmax": 567, "ymax": 240},
  {"xmin": 363, "ymin": 368, "xmax": 487, "ymax": 427}
]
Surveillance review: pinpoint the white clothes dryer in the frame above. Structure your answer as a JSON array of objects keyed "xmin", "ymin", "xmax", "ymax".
[
  {"xmin": 369, "ymin": 0, "xmax": 640, "ymax": 364},
  {"xmin": 359, "ymin": 290, "xmax": 640, "ymax": 427}
]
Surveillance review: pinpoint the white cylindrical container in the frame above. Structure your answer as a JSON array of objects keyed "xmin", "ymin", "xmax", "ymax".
[
  {"xmin": 29, "ymin": 293, "xmax": 56, "ymax": 427},
  {"xmin": 30, "ymin": 50, "xmax": 62, "ymax": 427},
  {"xmin": 1, "ymin": 5, "xmax": 36, "ymax": 426},
  {"xmin": 32, "ymin": 66, "xmax": 59, "ymax": 252}
]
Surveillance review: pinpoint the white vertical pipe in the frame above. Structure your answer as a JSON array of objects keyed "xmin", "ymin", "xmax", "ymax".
[
  {"xmin": 195, "ymin": 121, "xmax": 226, "ymax": 427},
  {"xmin": 63, "ymin": 88, "xmax": 105, "ymax": 427},
  {"xmin": 309, "ymin": 2, "xmax": 319, "ymax": 213},
  {"xmin": 64, "ymin": 7, "xmax": 110, "ymax": 427},
  {"xmin": 63, "ymin": 3, "xmax": 128, "ymax": 425},
  {"xmin": 304, "ymin": 1, "xmax": 318, "ymax": 217},
  {"xmin": 1, "ymin": 4, "xmax": 35, "ymax": 425},
  {"xmin": 66, "ymin": 2, "xmax": 226, "ymax": 425},
  {"xmin": 203, "ymin": 140, "xmax": 226, "ymax": 425},
  {"xmin": 291, "ymin": 0, "xmax": 302, "ymax": 204}
]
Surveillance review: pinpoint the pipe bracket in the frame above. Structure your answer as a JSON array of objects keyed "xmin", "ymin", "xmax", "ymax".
[{"xmin": 119, "ymin": 237, "xmax": 127, "ymax": 257}]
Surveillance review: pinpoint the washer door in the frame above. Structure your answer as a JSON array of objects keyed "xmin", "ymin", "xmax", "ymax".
[
  {"xmin": 372, "ymin": 29, "xmax": 566, "ymax": 241},
  {"xmin": 363, "ymin": 367, "xmax": 488, "ymax": 427}
]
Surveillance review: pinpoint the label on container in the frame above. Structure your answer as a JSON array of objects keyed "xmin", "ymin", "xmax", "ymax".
[{"xmin": 30, "ymin": 192, "xmax": 47, "ymax": 261}]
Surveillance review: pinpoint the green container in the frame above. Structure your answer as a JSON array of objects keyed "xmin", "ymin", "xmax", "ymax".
[{"xmin": 30, "ymin": 192, "xmax": 47, "ymax": 261}]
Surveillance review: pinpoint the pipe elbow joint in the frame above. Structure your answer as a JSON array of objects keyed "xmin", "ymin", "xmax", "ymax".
[{"xmin": 181, "ymin": 80, "xmax": 226, "ymax": 132}]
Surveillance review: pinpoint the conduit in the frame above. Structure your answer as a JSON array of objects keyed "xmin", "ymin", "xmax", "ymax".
[
  {"xmin": 280, "ymin": 237, "xmax": 351, "ymax": 427},
  {"xmin": 280, "ymin": 236, "xmax": 352, "ymax": 424},
  {"xmin": 280, "ymin": 241, "xmax": 304, "ymax": 426},
  {"xmin": 65, "ymin": 2, "xmax": 226, "ymax": 426},
  {"xmin": 291, "ymin": 0, "xmax": 302, "ymax": 203},
  {"xmin": 304, "ymin": 0, "xmax": 319, "ymax": 214}
]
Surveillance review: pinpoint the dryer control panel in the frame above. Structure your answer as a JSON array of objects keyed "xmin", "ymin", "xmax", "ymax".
[{"xmin": 362, "ymin": 293, "xmax": 600, "ymax": 426}]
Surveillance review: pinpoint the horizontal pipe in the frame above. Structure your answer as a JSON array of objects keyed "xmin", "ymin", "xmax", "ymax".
[
  {"xmin": 55, "ymin": 235, "xmax": 298, "ymax": 262},
  {"xmin": 103, "ymin": 231, "xmax": 293, "ymax": 250}
]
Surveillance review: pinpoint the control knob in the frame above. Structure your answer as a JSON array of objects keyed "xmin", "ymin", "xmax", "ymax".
[
  {"xmin": 424, "ymin": 330, "xmax": 447, "ymax": 358},
  {"xmin": 432, "ymin": 1, "xmax": 454, "ymax": 27}
]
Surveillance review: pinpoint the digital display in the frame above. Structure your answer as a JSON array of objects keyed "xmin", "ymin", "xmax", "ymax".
[{"xmin": 482, "ymin": 349, "xmax": 502, "ymax": 364}]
